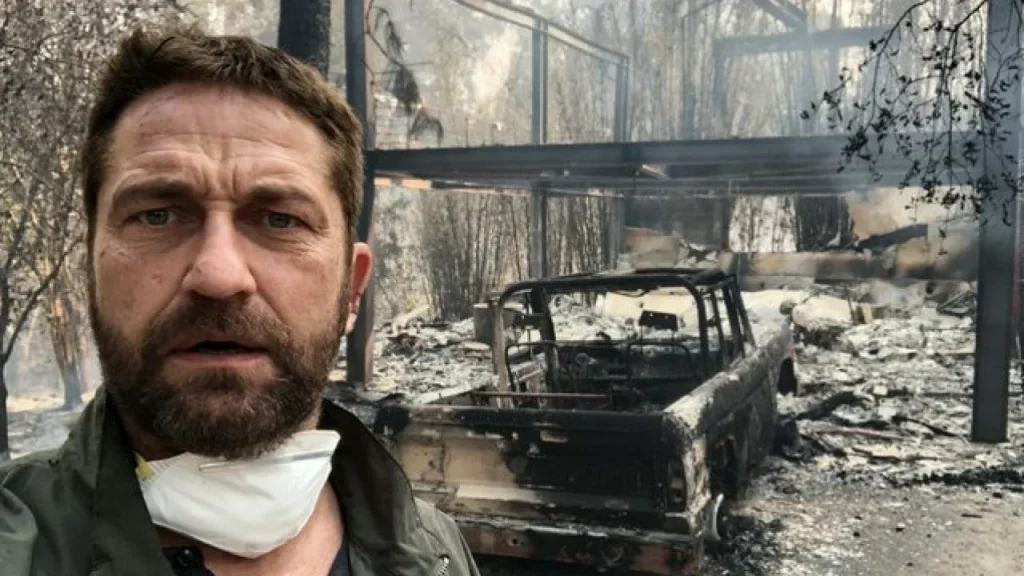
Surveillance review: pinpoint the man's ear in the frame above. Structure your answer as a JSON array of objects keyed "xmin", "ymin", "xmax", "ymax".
[{"xmin": 345, "ymin": 242, "xmax": 373, "ymax": 335}]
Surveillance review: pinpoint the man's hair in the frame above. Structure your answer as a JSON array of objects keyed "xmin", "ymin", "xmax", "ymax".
[{"xmin": 81, "ymin": 25, "xmax": 364, "ymax": 248}]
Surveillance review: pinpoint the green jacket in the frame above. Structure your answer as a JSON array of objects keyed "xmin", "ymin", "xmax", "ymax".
[{"xmin": 0, "ymin": 388, "xmax": 480, "ymax": 576}]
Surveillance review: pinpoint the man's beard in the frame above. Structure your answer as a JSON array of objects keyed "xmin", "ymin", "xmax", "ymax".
[{"xmin": 90, "ymin": 289, "xmax": 348, "ymax": 460}]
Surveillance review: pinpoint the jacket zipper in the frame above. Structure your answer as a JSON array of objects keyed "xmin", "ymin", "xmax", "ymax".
[{"xmin": 434, "ymin": 556, "xmax": 450, "ymax": 576}]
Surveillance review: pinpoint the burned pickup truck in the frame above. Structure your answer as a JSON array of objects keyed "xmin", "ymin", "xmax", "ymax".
[{"xmin": 344, "ymin": 268, "xmax": 795, "ymax": 575}]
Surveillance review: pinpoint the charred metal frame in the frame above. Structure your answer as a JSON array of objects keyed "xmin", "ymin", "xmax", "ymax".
[
  {"xmin": 493, "ymin": 269, "xmax": 719, "ymax": 383},
  {"xmin": 489, "ymin": 268, "xmax": 758, "ymax": 412},
  {"xmin": 338, "ymin": 0, "xmax": 1018, "ymax": 437}
]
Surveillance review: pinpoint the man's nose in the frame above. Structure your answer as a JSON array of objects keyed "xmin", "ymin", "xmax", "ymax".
[{"xmin": 181, "ymin": 214, "xmax": 257, "ymax": 300}]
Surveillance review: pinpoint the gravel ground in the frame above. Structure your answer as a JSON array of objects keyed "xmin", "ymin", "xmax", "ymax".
[{"xmin": 700, "ymin": 464, "xmax": 1024, "ymax": 576}]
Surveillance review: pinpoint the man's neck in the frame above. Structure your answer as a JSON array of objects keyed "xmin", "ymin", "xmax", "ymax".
[{"xmin": 159, "ymin": 485, "xmax": 344, "ymax": 576}]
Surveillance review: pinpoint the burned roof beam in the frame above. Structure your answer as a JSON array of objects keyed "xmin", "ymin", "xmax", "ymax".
[
  {"xmin": 751, "ymin": 0, "xmax": 807, "ymax": 31},
  {"xmin": 374, "ymin": 136, "xmax": 849, "ymax": 174},
  {"xmin": 424, "ymin": 171, "xmax": 919, "ymax": 196},
  {"xmin": 450, "ymin": 0, "xmax": 628, "ymax": 66},
  {"xmin": 715, "ymin": 26, "xmax": 889, "ymax": 58},
  {"xmin": 394, "ymin": 160, "xmax": 901, "ymax": 180},
  {"xmin": 371, "ymin": 133, "xmax": 973, "ymax": 178}
]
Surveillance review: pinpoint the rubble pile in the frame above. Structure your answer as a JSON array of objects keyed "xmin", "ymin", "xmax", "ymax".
[
  {"xmin": 550, "ymin": 295, "xmax": 636, "ymax": 340},
  {"xmin": 780, "ymin": 305, "xmax": 1024, "ymax": 489},
  {"xmin": 339, "ymin": 317, "xmax": 496, "ymax": 397}
]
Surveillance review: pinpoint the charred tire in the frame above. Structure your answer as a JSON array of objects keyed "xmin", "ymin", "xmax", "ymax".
[
  {"xmin": 704, "ymin": 493, "xmax": 726, "ymax": 544},
  {"xmin": 777, "ymin": 358, "xmax": 798, "ymax": 396}
]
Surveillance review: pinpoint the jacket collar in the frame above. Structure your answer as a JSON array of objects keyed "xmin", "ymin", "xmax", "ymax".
[{"xmin": 64, "ymin": 387, "xmax": 439, "ymax": 575}]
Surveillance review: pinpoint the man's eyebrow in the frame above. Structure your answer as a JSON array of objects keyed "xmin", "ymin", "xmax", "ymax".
[
  {"xmin": 247, "ymin": 184, "xmax": 323, "ymax": 208},
  {"xmin": 109, "ymin": 178, "xmax": 194, "ymax": 214}
]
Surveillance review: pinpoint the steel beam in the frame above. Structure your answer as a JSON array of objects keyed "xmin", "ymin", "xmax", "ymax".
[
  {"xmin": 344, "ymin": 0, "xmax": 376, "ymax": 388},
  {"xmin": 610, "ymin": 58, "xmax": 630, "ymax": 270},
  {"xmin": 606, "ymin": 194, "xmax": 624, "ymax": 269},
  {"xmin": 972, "ymin": 0, "xmax": 1021, "ymax": 443},
  {"xmin": 423, "ymin": 172, "xmax": 921, "ymax": 196},
  {"xmin": 529, "ymin": 184, "xmax": 550, "ymax": 278},
  {"xmin": 529, "ymin": 21, "xmax": 550, "ymax": 278},
  {"xmin": 371, "ymin": 133, "xmax": 970, "ymax": 176},
  {"xmin": 614, "ymin": 65, "xmax": 630, "ymax": 142},
  {"xmin": 450, "ymin": 0, "xmax": 627, "ymax": 65},
  {"xmin": 715, "ymin": 26, "xmax": 889, "ymax": 58},
  {"xmin": 277, "ymin": 0, "xmax": 331, "ymax": 76},
  {"xmin": 531, "ymin": 23, "xmax": 549, "ymax": 146}
]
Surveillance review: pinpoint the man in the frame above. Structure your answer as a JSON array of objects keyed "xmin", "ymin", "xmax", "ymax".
[{"xmin": 0, "ymin": 26, "xmax": 480, "ymax": 576}]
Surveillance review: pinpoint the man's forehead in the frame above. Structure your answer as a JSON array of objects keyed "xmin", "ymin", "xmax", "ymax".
[{"xmin": 111, "ymin": 83, "xmax": 330, "ymax": 164}]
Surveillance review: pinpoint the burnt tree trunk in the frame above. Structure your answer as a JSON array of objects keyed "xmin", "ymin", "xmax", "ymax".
[
  {"xmin": 49, "ymin": 293, "xmax": 84, "ymax": 410},
  {"xmin": 0, "ymin": 370, "xmax": 9, "ymax": 462},
  {"xmin": 794, "ymin": 196, "xmax": 854, "ymax": 251},
  {"xmin": 277, "ymin": 0, "xmax": 331, "ymax": 77}
]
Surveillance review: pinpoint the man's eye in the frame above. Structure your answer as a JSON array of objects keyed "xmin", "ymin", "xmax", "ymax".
[
  {"xmin": 139, "ymin": 209, "xmax": 173, "ymax": 227},
  {"xmin": 266, "ymin": 212, "xmax": 301, "ymax": 229}
]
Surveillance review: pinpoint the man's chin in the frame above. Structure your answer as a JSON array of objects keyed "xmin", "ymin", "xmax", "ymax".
[
  {"xmin": 139, "ymin": 375, "xmax": 313, "ymax": 459},
  {"xmin": 149, "ymin": 395, "xmax": 304, "ymax": 459}
]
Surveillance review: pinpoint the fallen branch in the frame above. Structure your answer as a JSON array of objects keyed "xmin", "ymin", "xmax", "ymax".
[
  {"xmin": 800, "ymin": 432, "xmax": 847, "ymax": 458},
  {"xmin": 920, "ymin": 390, "xmax": 1023, "ymax": 399},
  {"xmin": 892, "ymin": 413, "xmax": 960, "ymax": 438},
  {"xmin": 813, "ymin": 423, "xmax": 905, "ymax": 441},
  {"xmin": 793, "ymin": 390, "xmax": 864, "ymax": 421}
]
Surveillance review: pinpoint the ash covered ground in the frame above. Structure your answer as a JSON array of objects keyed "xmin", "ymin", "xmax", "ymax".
[
  {"xmin": 8, "ymin": 283, "xmax": 1024, "ymax": 575},
  {"xmin": 707, "ymin": 326, "xmax": 1022, "ymax": 574},
  {"xmin": 707, "ymin": 287, "xmax": 1024, "ymax": 576}
]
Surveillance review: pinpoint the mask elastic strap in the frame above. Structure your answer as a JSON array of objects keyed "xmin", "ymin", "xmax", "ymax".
[{"xmin": 134, "ymin": 453, "xmax": 156, "ymax": 481}]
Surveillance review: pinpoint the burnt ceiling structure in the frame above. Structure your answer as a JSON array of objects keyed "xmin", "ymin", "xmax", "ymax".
[{"xmin": 292, "ymin": 0, "xmax": 1024, "ymax": 443}]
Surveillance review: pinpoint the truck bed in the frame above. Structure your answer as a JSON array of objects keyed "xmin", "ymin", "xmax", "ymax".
[{"xmin": 350, "ymin": 322, "xmax": 792, "ymax": 575}]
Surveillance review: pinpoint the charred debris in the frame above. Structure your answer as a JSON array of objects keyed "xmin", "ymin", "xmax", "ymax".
[{"xmin": 336, "ymin": 274, "xmax": 1022, "ymax": 492}]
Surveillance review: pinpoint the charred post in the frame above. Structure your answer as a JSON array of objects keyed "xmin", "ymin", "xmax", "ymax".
[
  {"xmin": 344, "ymin": 0, "xmax": 377, "ymax": 387},
  {"xmin": 529, "ymin": 19, "xmax": 549, "ymax": 278},
  {"xmin": 971, "ymin": 0, "xmax": 1021, "ymax": 443}
]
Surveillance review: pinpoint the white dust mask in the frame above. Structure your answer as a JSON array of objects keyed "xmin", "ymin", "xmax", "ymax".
[{"xmin": 135, "ymin": 430, "xmax": 341, "ymax": 559}]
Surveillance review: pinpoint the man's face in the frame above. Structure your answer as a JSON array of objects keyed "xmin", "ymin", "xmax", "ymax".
[{"xmin": 90, "ymin": 84, "xmax": 372, "ymax": 460}]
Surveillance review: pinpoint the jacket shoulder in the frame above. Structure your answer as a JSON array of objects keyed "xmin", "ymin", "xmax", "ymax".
[
  {"xmin": 414, "ymin": 498, "xmax": 481, "ymax": 576},
  {"xmin": 0, "ymin": 454, "xmax": 55, "ymax": 576},
  {"xmin": 0, "ymin": 449, "xmax": 93, "ymax": 576},
  {"xmin": 0, "ymin": 448, "xmax": 65, "ymax": 500}
]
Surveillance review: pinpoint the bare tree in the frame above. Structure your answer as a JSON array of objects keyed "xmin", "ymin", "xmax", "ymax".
[
  {"xmin": 0, "ymin": 0, "xmax": 178, "ymax": 461},
  {"xmin": 419, "ymin": 191, "xmax": 514, "ymax": 319},
  {"xmin": 806, "ymin": 0, "xmax": 1021, "ymax": 214}
]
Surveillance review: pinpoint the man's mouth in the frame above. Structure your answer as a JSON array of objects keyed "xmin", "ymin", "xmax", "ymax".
[
  {"xmin": 185, "ymin": 341, "xmax": 263, "ymax": 355},
  {"xmin": 169, "ymin": 335, "xmax": 267, "ymax": 358}
]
